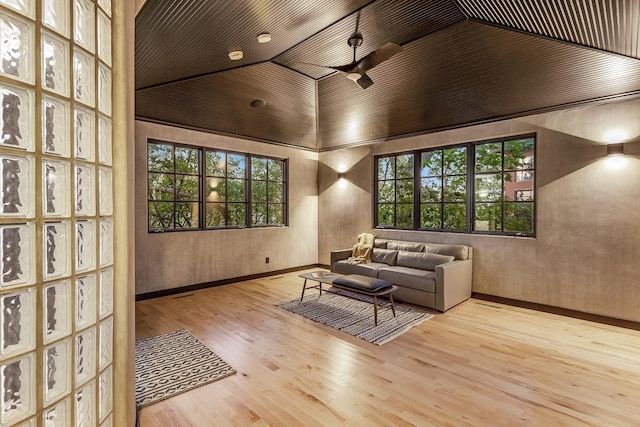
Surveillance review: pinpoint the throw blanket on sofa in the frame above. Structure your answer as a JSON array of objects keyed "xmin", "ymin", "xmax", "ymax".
[{"xmin": 347, "ymin": 233, "xmax": 374, "ymax": 264}]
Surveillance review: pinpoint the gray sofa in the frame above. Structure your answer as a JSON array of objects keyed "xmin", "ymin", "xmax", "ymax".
[{"xmin": 331, "ymin": 238, "xmax": 472, "ymax": 312}]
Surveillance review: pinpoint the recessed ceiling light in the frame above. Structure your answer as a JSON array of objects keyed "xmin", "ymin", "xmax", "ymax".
[
  {"xmin": 251, "ymin": 99, "xmax": 267, "ymax": 108},
  {"xmin": 257, "ymin": 33, "xmax": 271, "ymax": 43},
  {"xmin": 228, "ymin": 50, "xmax": 243, "ymax": 60}
]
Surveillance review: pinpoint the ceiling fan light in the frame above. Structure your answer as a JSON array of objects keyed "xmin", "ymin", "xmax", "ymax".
[{"xmin": 347, "ymin": 72, "xmax": 361, "ymax": 81}]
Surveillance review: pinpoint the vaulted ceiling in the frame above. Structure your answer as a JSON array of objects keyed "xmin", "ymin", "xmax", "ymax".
[{"xmin": 135, "ymin": 0, "xmax": 640, "ymax": 151}]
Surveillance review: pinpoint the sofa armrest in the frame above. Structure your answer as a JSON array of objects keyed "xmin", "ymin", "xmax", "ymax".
[
  {"xmin": 330, "ymin": 249, "xmax": 352, "ymax": 269},
  {"xmin": 435, "ymin": 259, "xmax": 473, "ymax": 312}
]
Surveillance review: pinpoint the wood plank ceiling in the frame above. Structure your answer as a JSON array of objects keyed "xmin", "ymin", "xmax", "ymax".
[{"xmin": 135, "ymin": 0, "xmax": 640, "ymax": 151}]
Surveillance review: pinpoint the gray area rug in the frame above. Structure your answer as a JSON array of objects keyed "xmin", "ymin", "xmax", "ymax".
[
  {"xmin": 135, "ymin": 329, "xmax": 236, "ymax": 407},
  {"xmin": 276, "ymin": 290, "xmax": 432, "ymax": 345}
]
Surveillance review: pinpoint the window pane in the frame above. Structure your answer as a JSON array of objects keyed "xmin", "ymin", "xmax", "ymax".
[
  {"xmin": 421, "ymin": 151, "xmax": 441, "ymax": 177},
  {"xmin": 505, "ymin": 172, "xmax": 534, "ymax": 202},
  {"xmin": 148, "ymin": 202, "xmax": 173, "ymax": 229},
  {"xmin": 378, "ymin": 204, "xmax": 394, "ymax": 226},
  {"xmin": 378, "ymin": 157, "xmax": 394, "ymax": 180},
  {"xmin": 227, "ymin": 179, "xmax": 245, "ymax": 202},
  {"xmin": 504, "ymin": 138, "xmax": 534, "ymax": 170},
  {"xmin": 443, "ymin": 175, "xmax": 466, "ymax": 202},
  {"xmin": 175, "ymin": 175, "xmax": 199, "ymax": 201},
  {"xmin": 396, "ymin": 204, "xmax": 413, "ymax": 227},
  {"xmin": 267, "ymin": 159, "xmax": 283, "ymax": 181},
  {"xmin": 504, "ymin": 202, "xmax": 534, "ymax": 233},
  {"xmin": 421, "ymin": 204, "xmax": 441, "ymax": 229},
  {"xmin": 252, "ymin": 203, "xmax": 267, "ymax": 225},
  {"xmin": 175, "ymin": 147, "xmax": 199, "ymax": 174},
  {"xmin": 475, "ymin": 142, "xmax": 502, "ymax": 173},
  {"xmin": 228, "ymin": 203, "xmax": 246, "ymax": 226},
  {"xmin": 206, "ymin": 151, "xmax": 225, "ymax": 176},
  {"xmin": 396, "ymin": 154, "xmax": 414, "ymax": 178},
  {"xmin": 205, "ymin": 203, "xmax": 225, "ymax": 227},
  {"xmin": 444, "ymin": 147, "xmax": 466, "ymax": 175},
  {"xmin": 475, "ymin": 174, "xmax": 502, "ymax": 202},
  {"xmin": 252, "ymin": 157, "xmax": 267, "ymax": 180},
  {"xmin": 205, "ymin": 177, "xmax": 225, "ymax": 202},
  {"xmin": 252, "ymin": 181, "xmax": 267, "ymax": 202},
  {"xmin": 175, "ymin": 202, "xmax": 199, "ymax": 228},
  {"xmin": 396, "ymin": 179, "xmax": 414, "ymax": 203},
  {"xmin": 378, "ymin": 180, "xmax": 394, "ymax": 203},
  {"xmin": 475, "ymin": 203, "xmax": 502, "ymax": 231},
  {"xmin": 148, "ymin": 173, "xmax": 174, "ymax": 201},
  {"xmin": 421, "ymin": 177, "xmax": 441, "ymax": 202},
  {"xmin": 148, "ymin": 143, "xmax": 173, "ymax": 172},
  {"xmin": 443, "ymin": 203, "xmax": 466, "ymax": 230},
  {"xmin": 268, "ymin": 204, "xmax": 284, "ymax": 225},
  {"xmin": 268, "ymin": 182, "xmax": 283, "ymax": 203},
  {"xmin": 227, "ymin": 154, "xmax": 245, "ymax": 178}
]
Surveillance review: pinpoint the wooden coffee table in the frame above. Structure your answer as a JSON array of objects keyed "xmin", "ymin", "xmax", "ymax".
[{"xmin": 298, "ymin": 271, "xmax": 343, "ymax": 301}]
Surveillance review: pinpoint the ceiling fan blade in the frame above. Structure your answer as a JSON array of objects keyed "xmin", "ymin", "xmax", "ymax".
[
  {"xmin": 356, "ymin": 73, "xmax": 373, "ymax": 89},
  {"xmin": 356, "ymin": 42, "xmax": 403, "ymax": 74}
]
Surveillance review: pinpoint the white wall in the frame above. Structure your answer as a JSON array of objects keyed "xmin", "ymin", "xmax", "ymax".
[{"xmin": 135, "ymin": 121, "xmax": 318, "ymax": 294}]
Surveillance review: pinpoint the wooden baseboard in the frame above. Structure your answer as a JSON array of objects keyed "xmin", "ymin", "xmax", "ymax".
[
  {"xmin": 472, "ymin": 293, "xmax": 640, "ymax": 331},
  {"xmin": 135, "ymin": 264, "xmax": 323, "ymax": 301}
]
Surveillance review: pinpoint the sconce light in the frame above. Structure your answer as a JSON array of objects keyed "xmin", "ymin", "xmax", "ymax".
[
  {"xmin": 607, "ymin": 143, "xmax": 624, "ymax": 156},
  {"xmin": 338, "ymin": 172, "xmax": 345, "ymax": 180}
]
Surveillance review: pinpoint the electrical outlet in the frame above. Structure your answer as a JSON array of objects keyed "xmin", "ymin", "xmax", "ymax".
[{"xmin": 265, "ymin": 257, "xmax": 269, "ymax": 264}]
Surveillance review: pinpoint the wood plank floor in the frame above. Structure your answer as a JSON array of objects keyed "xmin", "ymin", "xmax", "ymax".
[{"xmin": 135, "ymin": 269, "xmax": 640, "ymax": 426}]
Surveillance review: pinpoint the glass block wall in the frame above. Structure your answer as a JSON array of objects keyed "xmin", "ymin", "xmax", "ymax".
[{"xmin": 0, "ymin": 0, "xmax": 115, "ymax": 425}]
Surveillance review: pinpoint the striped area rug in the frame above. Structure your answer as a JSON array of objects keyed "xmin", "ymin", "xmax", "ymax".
[
  {"xmin": 135, "ymin": 329, "xmax": 236, "ymax": 407},
  {"xmin": 276, "ymin": 291, "xmax": 432, "ymax": 345}
]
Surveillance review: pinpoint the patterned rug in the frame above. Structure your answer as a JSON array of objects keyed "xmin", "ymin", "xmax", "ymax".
[
  {"xmin": 275, "ymin": 290, "xmax": 432, "ymax": 345},
  {"xmin": 135, "ymin": 329, "xmax": 236, "ymax": 407}
]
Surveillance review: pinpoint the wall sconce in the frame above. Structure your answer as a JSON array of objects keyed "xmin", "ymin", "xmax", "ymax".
[
  {"xmin": 607, "ymin": 143, "xmax": 624, "ymax": 156},
  {"xmin": 338, "ymin": 172, "xmax": 345, "ymax": 180}
]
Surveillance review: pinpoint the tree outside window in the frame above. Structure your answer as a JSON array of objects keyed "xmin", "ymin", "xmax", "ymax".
[{"xmin": 376, "ymin": 154, "xmax": 415, "ymax": 228}]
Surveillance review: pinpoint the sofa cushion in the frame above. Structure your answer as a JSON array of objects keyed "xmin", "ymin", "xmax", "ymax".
[
  {"xmin": 387, "ymin": 241, "xmax": 425, "ymax": 252},
  {"xmin": 373, "ymin": 239, "xmax": 388, "ymax": 249},
  {"xmin": 424, "ymin": 244, "xmax": 469, "ymax": 260},
  {"xmin": 378, "ymin": 266, "xmax": 436, "ymax": 293},
  {"xmin": 332, "ymin": 260, "xmax": 387, "ymax": 278},
  {"xmin": 396, "ymin": 251, "xmax": 454, "ymax": 270},
  {"xmin": 371, "ymin": 248, "xmax": 398, "ymax": 265}
]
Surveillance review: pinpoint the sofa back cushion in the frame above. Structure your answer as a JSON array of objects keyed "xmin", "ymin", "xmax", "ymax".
[
  {"xmin": 397, "ymin": 251, "xmax": 454, "ymax": 270},
  {"xmin": 387, "ymin": 241, "xmax": 425, "ymax": 252},
  {"xmin": 373, "ymin": 238, "xmax": 388, "ymax": 249},
  {"xmin": 424, "ymin": 244, "xmax": 469, "ymax": 260},
  {"xmin": 371, "ymin": 248, "xmax": 398, "ymax": 265}
]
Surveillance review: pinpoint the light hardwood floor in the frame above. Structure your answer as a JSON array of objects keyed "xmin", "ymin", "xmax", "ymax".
[{"xmin": 136, "ymin": 269, "xmax": 640, "ymax": 426}]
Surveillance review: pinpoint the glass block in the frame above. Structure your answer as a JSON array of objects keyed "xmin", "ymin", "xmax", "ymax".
[
  {"xmin": 43, "ymin": 339, "xmax": 70, "ymax": 406},
  {"xmin": 99, "ymin": 364, "xmax": 111, "ymax": 421},
  {"xmin": 99, "ymin": 218, "xmax": 112, "ymax": 267},
  {"xmin": 42, "ymin": 95, "xmax": 70, "ymax": 157},
  {"xmin": 42, "ymin": 158, "xmax": 70, "ymax": 217},
  {"xmin": 97, "ymin": 0, "xmax": 110, "ymax": 18},
  {"xmin": 75, "ymin": 327, "xmax": 95, "ymax": 387},
  {"xmin": 73, "ymin": 48, "xmax": 95, "ymax": 107},
  {"xmin": 98, "ymin": 316, "xmax": 111, "ymax": 369},
  {"xmin": 42, "ymin": 31, "xmax": 70, "ymax": 97},
  {"xmin": 16, "ymin": 416, "xmax": 36, "ymax": 427},
  {"xmin": 97, "ymin": 63, "xmax": 111, "ymax": 116},
  {"xmin": 43, "ymin": 280, "xmax": 71, "ymax": 344},
  {"xmin": 0, "ymin": 287, "xmax": 34, "ymax": 360},
  {"xmin": 0, "ymin": 11, "xmax": 34, "ymax": 84},
  {"xmin": 75, "ymin": 380, "xmax": 95, "ymax": 427},
  {"xmin": 75, "ymin": 274, "xmax": 96, "ymax": 330},
  {"xmin": 97, "ymin": 10, "xmax": 111, "ymax": 66},
  {"xmin": 74, "ymin": 0, "xmax": 95, "ymax": 53},
  {"xmin": 43, "ymin": 397, "xmax": 70, "ymax": 427},
  {"xmin": 1, "ymin": 0, "xmax": 35, "ymax": 19},
  {"xmin": 74, "ymin": 106, "xmax": 95, "ymax": 161},
  {"xmin": 43, "ymin": 221, "xmax": 71, "ymax": 280},
  {"xmin": 0, "ymin": 223, "xmax": 35, "ymax": 288},
  {"xmin": 0, "ymin": 82, "xmax": 34, "ymax": 151},
  {"xmin": 0, "ymin": 352, "xmax": 35, "ymax": 425},
  {"xmin": 101, "ymin": 413, "xmax": 112, "ymax": 427},
  {"xmin": 75, "ymin": 220, "xmax": 95, "ymax": 273},
  {"xmin": 98, "ymin": 167, "xmax": 111, "ymax": 215},
  {"xmin": 99, "ymin": 267, "xmax": 112, "ymax": 319},
  {"xmin": 98, "ymin": 115, "xmax": 111, "ymax": 166},
  {"xmin": 74, "ymin": 162, "xmax": 95, "ymax": 216},
  {"xmin": 0, "ymin": 154, "xmax": 34, "ymax": 217},
  {"xmin": 43, "ymin": 0, "xmax": 70, "ymax": 38}
]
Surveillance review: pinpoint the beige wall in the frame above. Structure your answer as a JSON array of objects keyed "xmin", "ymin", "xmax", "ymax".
[
  {"xmin": 135, "ymin": 121, "xmax": 319, "ymax": 295},
  {"xmin": 318, "ymin": 98, "xmax": 640, "ymax": 322}
]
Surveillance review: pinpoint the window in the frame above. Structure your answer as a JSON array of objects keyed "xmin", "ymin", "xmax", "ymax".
[
  {"xmin": 374, "ymin": 134, "xmax": 535, "ymax": 236},
  {"xmin": 147, "ymin": 140, "xmax": 287, "ymax": 232}
]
